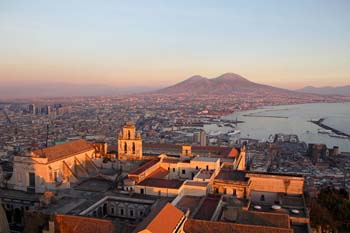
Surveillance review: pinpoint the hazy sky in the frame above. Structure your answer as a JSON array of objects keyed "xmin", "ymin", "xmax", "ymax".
[{"xmin": 0, "ymin": 0, "xmax": 349, "ymax": 89}]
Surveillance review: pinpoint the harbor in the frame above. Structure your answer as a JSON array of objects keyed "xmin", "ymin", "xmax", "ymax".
[{"xmin": 310, "ymin": 118, "xmax": 349, "ymax": 138}]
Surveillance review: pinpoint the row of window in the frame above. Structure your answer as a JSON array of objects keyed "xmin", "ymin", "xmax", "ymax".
[{"xmin": 166, "ymin": 166, "xmax": 209, "ymax": 174}]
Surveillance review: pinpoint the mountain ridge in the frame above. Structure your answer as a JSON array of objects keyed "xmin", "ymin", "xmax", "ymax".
[
  {"xmin": 297, "ymin": 85, "xmax": 350, "ymax": 96},
  {"xmin": 155, "ymin": 73, "xmax": 295, "ymax": 96}
]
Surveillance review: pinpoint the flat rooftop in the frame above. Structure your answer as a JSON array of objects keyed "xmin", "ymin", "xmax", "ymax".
[
  {"xmin": 184, "ymin": 181, "xmax": 208, "ymax": 187},
  {"xmin": 196, "ymin": 169, "xmax": 214, "ymax": 179},
  {"xmin": 215, "ymin": 170, "xmax": 248, "ymax": 183},
  {"xmin": 73, "ymin": 178, "xmax": 113, "ymax": 192},
  {"xmin": 176, "ymin": 195, "xmax": 203, "ymax": 214},
  {"xmin": 191, "ymin": 157, "xmax": 219, "ymax": 163},
  {"xmin": 138, "ymin": 178, "xmax": 184, "ymax": 189}
]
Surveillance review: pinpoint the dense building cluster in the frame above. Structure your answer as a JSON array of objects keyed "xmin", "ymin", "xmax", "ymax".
[{"xmin": 0, "ymin": 123, "xmax": 313, "ymax": 233}]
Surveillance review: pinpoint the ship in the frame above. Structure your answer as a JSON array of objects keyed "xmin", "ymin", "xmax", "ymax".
[
  {"xmin": 329, "ymin": 133, "xmax": 349, "ymax": 139},
  {"xmin": 228, "ymin": 130, "xmax": 241, "ymax": 136},
  {"xmin": 317, "ymin": 129, "xmax": 332, "ymax": 134}
]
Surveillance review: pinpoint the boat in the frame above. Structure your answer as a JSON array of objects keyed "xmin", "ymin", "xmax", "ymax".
[
  {"xmin": 228, "ymin": 130, "xmax": 241, "ymax": 136},
  {"xmin": 317, "ymin": 129, "xmax": 332, "ymax": 134},
  {"xmin": 329, "ymin": 133, "xmax": 349, "ymax": 139}
]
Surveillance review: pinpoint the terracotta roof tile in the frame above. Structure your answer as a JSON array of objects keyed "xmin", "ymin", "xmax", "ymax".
[
  {"xmin": 148, "ymin": 167, "xmax": 169, "ymax": 179},
  {"xmin": 145, "ymin": 203, "xmax": 184, "ymax": 233},
  {"xmin": 129, "ymin": 159, "xmax": 160, "ymax": 175},
  {"xmin": 54, "ymin": 214, "xmax": 116, "ymax": 233},
  {"xmin": 184, "ymin": 219, "xmax": 293, "ymax": 233},
  {"xmin": 194, "ymin": 196, "xmax": 221, "ymax": 220},
  {"xmin": 32, "ymin": 140, "xmax": 94, "ymax": 163}
]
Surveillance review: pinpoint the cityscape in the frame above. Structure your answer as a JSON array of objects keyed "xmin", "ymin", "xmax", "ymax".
[{"xmin": 1, "ymin": 1, "xmax": 350, "ymax": 233}]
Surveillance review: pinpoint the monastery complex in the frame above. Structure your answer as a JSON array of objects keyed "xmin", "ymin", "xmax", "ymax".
[{"xmin": 0, "ymin": 122, "xmax": 310, "ymax": 233}]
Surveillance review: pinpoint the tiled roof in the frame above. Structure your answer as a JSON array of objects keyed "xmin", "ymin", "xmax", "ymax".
[
  {"xmin": 194, "ymin": 196, "xmax": 221, "ymax": 220},
  {"xmin": 222, "ymin": 209, "xmax": 291, "ymax": 229},
  {"xmin": 54, "ymin": 214, "xmax": 116, "ymax": 233},
  {"xmin": 162, "ymin": 158, "xmax": 180, "ymax": 164},
  {"xmin": 138, "ymin": 178, "xmax": 184, "ymax": 189},
  {"xmin": 145, "ymin": 203, "xmax": 184, "ymax": 233},
  {"xmin": 176, "ymin": 195, "xmax": 202, "ymax": 213},
  {"xmin": 134, "ymin": 202, "xmax": 184, "ymax": 233},
  {"xmin": 129, "ymin": 159, "xmax": 160, "ymax": 175},
  {"xmin": 32, "ymin": 140, "xmax": 94, "ymax": 162},
  {"xmin": 227, "ymin": 148, "xmax": 240, "ymax": 158},
  {"xmin": 148, "ymin": 167, "xmax": 169, "ymax": 179},
  {"xmin": 184, "ymin": 219, "xmax": 294, "ymax": 233}
]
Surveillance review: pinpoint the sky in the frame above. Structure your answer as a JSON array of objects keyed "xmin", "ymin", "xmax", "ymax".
[{"xmin": 0, "ymin": 0, "xmax": 349, "ymax": 90}]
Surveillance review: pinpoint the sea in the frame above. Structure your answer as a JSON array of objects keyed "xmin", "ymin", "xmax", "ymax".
[{"xmin": 206, "ymin": 102, "xmax": 350, "ymax": 153}]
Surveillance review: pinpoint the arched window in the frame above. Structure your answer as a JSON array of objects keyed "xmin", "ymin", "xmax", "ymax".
[
  {"xmin": 124, "ymin": 142, "xmax": 127, "ymax": 153},
  {"xmin": 128, "ymin": 130, "xmax": 131, "ymax": 139},
  {"xmin": 132, "ymin": 142, "xmax": 135, "ymax": 154}
]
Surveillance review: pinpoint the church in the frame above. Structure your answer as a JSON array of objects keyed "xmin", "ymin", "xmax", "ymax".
[
  {"xmin": 117, "ymin": 121, "xmax": 143, "ymax": 160},
  {"xmin": 6, "ymin": 139, "xmax": 102, "ymax": 193}
]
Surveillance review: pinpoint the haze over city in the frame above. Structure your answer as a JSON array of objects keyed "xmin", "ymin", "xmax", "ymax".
[
  {"xmin": 1, "ymin": 0, "xmax": 350, "ymax": 97},
  {"xmin": 2, "ymin": 1, "xmax": 350, "ymax": 233}
]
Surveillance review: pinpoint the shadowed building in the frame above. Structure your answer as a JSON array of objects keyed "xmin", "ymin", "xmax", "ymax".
[
  {"xmin": 7, "ymin": 139, "xmax": 99, "ymax": 193},
  {"xmin": 0, "ymin": 200, "xmax": 10, "ymax": 233}
]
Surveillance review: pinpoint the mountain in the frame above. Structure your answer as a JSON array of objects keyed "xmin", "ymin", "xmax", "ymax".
[
  {"xmin": 155, "ymin": 73, "xmax": 295, "ymax": 96},
  {"xmin": 297, "ymin": 86, "xmax": 350, "ymax": 96}
]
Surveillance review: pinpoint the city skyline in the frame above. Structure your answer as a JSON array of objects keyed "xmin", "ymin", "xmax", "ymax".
[{"xmin": 1, "ymin": 0, "xmax": 350, "ymax": 90}]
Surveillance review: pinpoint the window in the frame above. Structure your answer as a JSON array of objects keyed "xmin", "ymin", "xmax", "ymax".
[
  {"xmin": 132, "ymin": 142, "xmax": 135, "ymax": 154},
  {"xmin": 128, "ymin": 130, "xmax": 131, "ymax": 139},
  {"xmin": 120, "ymin": 208, "xmax": 124, "ymax": 215},
  {"xmin": 140, "ymin": 188, "xmax": 144, "ymax": 194},
  {"xmin": 196, "ymin": 166, "xmax": 198, "ymax": 170},
  {"xmin": 54, "ymin": 170, "xmax": 58, "ymax": 182},
  {"xmin": 182, "ymin": 169, "xmax": 185, "ymax": 174},
  {"xmin": 124, "ymin": 142, "xmax": 127, "ymax": 153},
  {"xmin": 29, "ymin": 172, "xmax": 35, "ymax": 187},
  {"xmin": 158, "ymin": 190, "xmax": 161, "ymax": 196},
  {"xmin": 173, "ymin": 168, "xmax": 175, "ymax": 172},
  {"xmin": 260, "ymin": 195, "xmax": 265, "ymax": 202},
  {"xmin": 206, "ymin": 165, "xmax": 209, "ymax": 170},
  {"xmin": 139, "ymin": 211, "xmax": 143, "ymax": 216},
  {"xmin": 130, "ymin": 210, "xmax": 134, "ymax": 217},
  {"xmin": 111, "ymin": 207, "xmax": 115, "ymax": 215}
]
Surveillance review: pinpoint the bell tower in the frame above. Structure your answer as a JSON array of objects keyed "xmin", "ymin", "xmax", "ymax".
[{"xmin": 118, "ymin": 121, "xmax": 142, "ymax": 160}]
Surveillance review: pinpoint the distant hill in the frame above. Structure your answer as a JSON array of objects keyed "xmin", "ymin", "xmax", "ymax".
[
  {"xmin": 155, "ymin": 73, "xmax": 297, "ymax": 96},
  {"xmin": 0, "ymin": 83, "xmax": 158, "ymax": 99},
  {"xmin": 297, "ymin": 86, "xmax": 350, "ymax": 96}
]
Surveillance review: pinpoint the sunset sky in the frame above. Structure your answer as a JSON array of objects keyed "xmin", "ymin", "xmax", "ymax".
[{"xmin": 0, "ymin": 0, "xmax": 349, "ymax": 89}]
